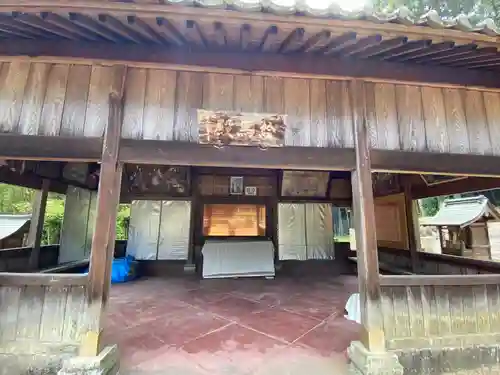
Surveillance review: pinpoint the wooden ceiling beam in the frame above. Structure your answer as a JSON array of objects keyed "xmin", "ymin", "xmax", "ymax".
[
  {"xmin": 0, "ymin": 15, "xmax": 49, "ymax": 39},
  {"xmin": 149, "ymin": 17, "xmax": 184, "ymax": 46},
  {"xmin": 40, "ymin": 12, "xmax": 102, "ymax": 41},
  {"xmin": 437, "ymin": 47, "xmax": 498, "ymax": 66},
  {"xmin": 413, "ymin": 43, "xmax": 477, "ymax": 64},
  {"xmin": 351, "ymin": 37, "xmax": 407, "ymax": 59},
  {"xmin": 184, "ymin": 20, "xmax": 206, "ymax": 48},
  {"xmin": 98, "ymin": 14, "xmax": 147, "ymax": 44},
  {"xmin": 392, "ymin": 42, "xmax": 455, "ymax": 62},
  {"xmin": 119, "ymin": 139, "xmax": 356, "ymax": 170},
  {"xmin": 337, "ymin": 35, "xmax": 383, "ymax": 57},
  {"xmin": 1, "ymin": 40, "xmax": 499, "ymax": 89},
  {"xmin": 69, "ymin": 13, "xmax": 120, "ymax": 43},
  {"xmin": 380, "ymin": 39, "xmax": 432, "ymax": 61},
  {"xmin": 260, "ymin": 25, "xmax": 281, "ymax": 53},
  {"xmin": 371, "ymin": 150, "xmax": 500, "ymax": 177},
  {"xmin": 279, "ymin": 27, "xmax": 305, "ymax": 54},
  {"xmin": 411, "ymin": 176, "xmax": 500, "ymax": 199},
  {"xmin": 300, "ymin": 30, "xmax": 331, "ymax": 53},
  {"xmin": 12, "ymin": 12, "xmax": 79, "ymax": 40},
  {"xmin": 125, "ymin": 16, "xmax": 166, "ymax": 45}
]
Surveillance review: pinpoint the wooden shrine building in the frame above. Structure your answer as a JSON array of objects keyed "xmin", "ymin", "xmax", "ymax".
[{"xmin": 2, "ymin": 0, "xmax": 500, "ymax": 374}]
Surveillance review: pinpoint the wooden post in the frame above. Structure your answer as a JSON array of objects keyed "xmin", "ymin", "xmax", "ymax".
[
  {"xmin": 403, "ymin": 178, "xmax": 419, "ymax": 273},
  {"xmin": 84, "ymin": 90, "xmax": 125, "ymax": 356},
  {"xmin": 27, "ymin": 179, "xmax": 49, "ymax": 270},
  {"xmin": 349, "ymin": 80, "xmax": 385, "ymax": 352}
]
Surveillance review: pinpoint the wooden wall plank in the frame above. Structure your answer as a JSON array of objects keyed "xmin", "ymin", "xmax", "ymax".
[
  {"xmin": 0, "ymin": 286, "xmax": 21, "ymax": 340},
  {"xmin": 202, "ymin": 73, "xmax": 234, "ymax": 111},
  {"xmin": 122, "ymin": 68, "xmax": 147, "ymax": 139},
  {"xmin": 142, "ymin": 69, "xmax": 177, "ymax": 141},
  {"xmin": 175, "ymin": 71, "xmax": 203, "ymax": 142},
  {"xmin": 373, "ymin": 83, "xmax": 399, "ymax": 150},
  {"xmin": 264, "ymin": 76, "xmax": 284, "ymax": 115},
  {"xmin": 0, "ymin": 62, "xmax": 30, "ymax": 133},
  {"xmin": 396, "ymin": 85, "xmax": 426, "ymax": 152},
  {"xmin": 464, "ymin": 89, "xmax": 492, "ymax": 155},
  {"xmin": 18, "ymin": 63, "xmax": 50, "ymax": 136},
  {"xmin": 363, "ymin": 82, "xmax": 378, "ymax": 149},
  {"xmin": 326, "ymin": 80, "xmax": 353, "ymax": 148},
  {"xmin": 443, "ymin": 88, "xmax": 469, "ymax": 154},
  {"xmin": 421, "ymin": 87, "xmax": 449, "ymax": 153},
  {"xmin": 83, "ymin": 65, "xmax": 125, "ymax": 137},
  {"xmin": 16, "ymin": 285, "xmax": 45, "ymax": 339},
  {"xmin": 310, "ymin": 79, "xmax": 327, "ymax": 148},
  {"xmin": 39, "ymin": 64, "xmax": 69, "ymax": 136},
  {"xmin": 62, "ymin": 285, "xmax": 87, "ymax": 342},
  {"xmin": 284, "ymin": 77, "xmax": 310, "ymax": 147},
  {"xmin": 234, "ymin": 75, "xmax": 264, "ymax": 113},
  {"xmin": 40, "ymin": 286, "xmax": 68, "ymax": 342},
  {"xmin": 84, "ymin": 66, "xmax": 113, "ymax": 137},
  {"xmin": 61, "ymin": 65, "xmax": 91, "ymax": 136},
  {"xmin": 483, "ymin": 92, "xmax": 500, "ymax": 156},
  {"xmin": 392, "ymin": 287, "xmax": 411, "ymax": 338}
]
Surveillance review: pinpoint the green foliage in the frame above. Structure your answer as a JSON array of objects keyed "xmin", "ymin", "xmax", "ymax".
[
  {"xmin": 420, "ymin": 197, "xmax": 440, "ymax": 216},
  {"xmin": 116, "ymin": 204, "xmax": 130, "ymax": 241},
  {"xmin": 373, "ymin": 0, "xmax": 500, "ymax": 24},
  {"xmin": 0, "ymin": 184, "xmax": 130, "ymax": 245}
]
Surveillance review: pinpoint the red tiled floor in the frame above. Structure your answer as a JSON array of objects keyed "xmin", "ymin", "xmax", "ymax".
[
  {"xmin": 182, "ymin": 323, "xmax": 287, "ymax": 374},
  {"xmin": 205, "ymin": 295, "xmax": 268, "ymax": 321},
  {"xmin": 296, "ymin": 317, "xmax": 362, "ymax": 356},
  {"xmin": 104, "ymin": 275, "xmax": 359, "ymax": 374},
  {"xmin": 240, "ymin": 307, "xmax": 320, "ymax": 343}
]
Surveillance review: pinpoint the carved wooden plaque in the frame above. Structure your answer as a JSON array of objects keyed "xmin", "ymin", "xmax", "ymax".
[
  {"xmin": 198, "ymin": 110, "xmax": 286, "ymax": 148},
  {"xmin": 127, "ymin": 165, "xmax": 189, "ymax": 196},
  {"xmin": 281, "ymin": 170, "xmax": 329, "ymax": 197}
]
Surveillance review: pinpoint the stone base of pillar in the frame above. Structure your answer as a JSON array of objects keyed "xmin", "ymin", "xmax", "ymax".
[
  {"xmin": 348, "ymin": 341, "xmax": 403, "ymax": 375},
  {"xmin": 58, "ymin": 345, "xmax": 118, "ymax": 375}
]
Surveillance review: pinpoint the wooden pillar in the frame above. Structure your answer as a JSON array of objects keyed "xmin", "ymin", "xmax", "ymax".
[
  {"xmin": 349, "ymin": 80, "xmax": 385, "ymax": 352},
  {"xmin": 27, "ymin": 179, "xmax": 49, "ymax": 270},
  {"xmin": 83, "ymin": 89, "xmax": 125, "ymax": 356},
  {"xmin": 403, "ymin": 178, "xmax": 419, "ymax": 273}
]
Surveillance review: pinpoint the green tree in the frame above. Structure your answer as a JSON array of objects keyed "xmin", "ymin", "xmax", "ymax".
[{"xmin": 372, "ymin": 0, "xmax": 500, "ymax": 24}]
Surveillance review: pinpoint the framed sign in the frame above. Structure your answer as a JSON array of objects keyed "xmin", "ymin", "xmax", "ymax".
[
  {"xmin": 245, "ymin": 186, "xmax": 257, "ymax": 196},
  {"xmin": 281, "ymin": 170, "xmax": 329, "ymax": 197},
  {"xmin": 230, "ymin": 176, "xmax": 244, "ymax": 195},
  {"xmin": 198, "ymin": 110, "xmax": 286, "ymax": 148}
]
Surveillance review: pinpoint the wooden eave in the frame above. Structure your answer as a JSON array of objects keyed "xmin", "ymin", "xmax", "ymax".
[{"xmin": 0, "ymin": 1, "xmax": 500, "ymax": 80}]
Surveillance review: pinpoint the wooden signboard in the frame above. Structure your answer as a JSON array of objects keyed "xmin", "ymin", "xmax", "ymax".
[
  {"xmin": 127, "ymin": 165, "xmax": 189, "ymax": 196},
  {"xmin": 198, "ymin": 110, "xmax": 286, "ymax": 148},
  {"xmin": 281, "ymin": 170, "xmax": 329, "ymax": 197}
]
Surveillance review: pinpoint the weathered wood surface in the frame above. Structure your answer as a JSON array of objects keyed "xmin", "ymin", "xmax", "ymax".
[
  {"xmin": 350, "ymin": 80, "xmax": 385, "ymax": 351},
  {"xmin": 377, "ymin": 247, "xmax": 500, "ymax": 275},
  {"xmin": 380, "ymin": 282, "xmax": 500, "ymax": 350},
  {"xmin": 0, "ymin": 281, "xmax": 89, "ymax": 354},
  {"xmin": 1, "ymin": 61, "xmax": 500, "ymax": 155}
]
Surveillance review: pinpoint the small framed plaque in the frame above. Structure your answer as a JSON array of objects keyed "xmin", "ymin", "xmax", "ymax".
[
  {"xmin": 245, "ymin": 186, "xmax": 257, "ymax": 196},
  {"xmin": 230, "ymin": 176, "xmax": 244, "ymax": 195}
]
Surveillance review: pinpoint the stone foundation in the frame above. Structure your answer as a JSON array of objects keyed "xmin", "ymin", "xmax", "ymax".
[
  {"xmin": 57, "ymin": 346, "xmax": 118, "ymax": 375},
  {"xmin": 348, "ymin": 341, "xmax": 403, "ymax": 375}
]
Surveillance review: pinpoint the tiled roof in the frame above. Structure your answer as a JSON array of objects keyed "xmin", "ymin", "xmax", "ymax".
[
  {"xmin": 0, "ymin": 214, "xmax": 30, "ymax": 240},
  {"xmin": 420, "ymin": 196, "xmax": 500, "ymax": 228},
  {"xmin": 162, "ymin": 1, "xmax": 500, "ymax": 37}
]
